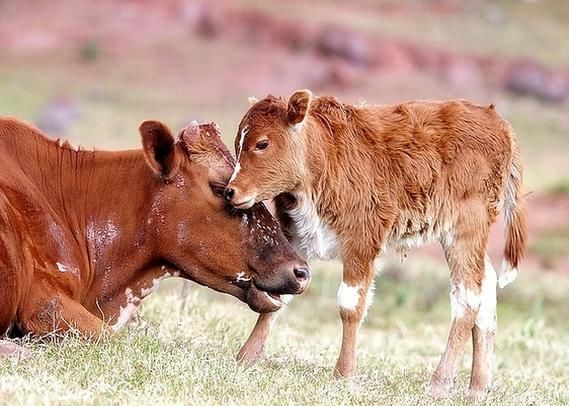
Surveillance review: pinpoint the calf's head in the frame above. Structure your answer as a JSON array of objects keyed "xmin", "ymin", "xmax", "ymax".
[
  {"xmin": 224, "ymin": 90, "xmax": 313, "ymax": 209},
  {"xmin": 139, "ymin": 120, "xmax": 310, "ymax": 312}
]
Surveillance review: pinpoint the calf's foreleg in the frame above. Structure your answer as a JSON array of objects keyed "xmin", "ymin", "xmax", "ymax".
[
  {"xmin": 236, "ymin": 295, "xmax": 292, "ymax": 366},
  {"xmin": 334, "ymin": 257, "xmax": 375, "ymax": 378}
]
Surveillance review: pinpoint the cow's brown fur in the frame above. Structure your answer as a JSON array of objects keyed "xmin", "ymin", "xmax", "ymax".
[
  {"xmin": 226, "ymin": 90, "xmax": 527, "ymax": 399},
  {"xmin": 0, "ymin": 117, "xmax": 310, "ymax": 351}
]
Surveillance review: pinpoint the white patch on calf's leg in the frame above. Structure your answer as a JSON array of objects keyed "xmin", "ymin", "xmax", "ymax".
[
  {"xmin": 362, "ymin": 279, "xmax": 375, "ymax": 320},
  {"xmin": 476, "ymin": 257, "xmax": 497, "ymax": 331},
  {"xmin": 337, "ymin": 282, "xmax": 360, "ymax": 311},
  {"xmin": 450, "ymin": 283, "xmax": 481, "ymax": 320}
]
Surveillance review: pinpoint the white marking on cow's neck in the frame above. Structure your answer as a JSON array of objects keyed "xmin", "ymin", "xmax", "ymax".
[
  {"xmin": 286, "ymin": 192, "xmax": 340, "ymax": 261},
  {"xmin": 56, "ymin": 262, "xmax": 68, "ymax": 273},
  {"xmin": 230, "ymin": 125, "xmax": 250, "ymax": 182},
  {"xmin": 111, "ymin": 287, "xmax": 141, "ymax": 331},
  {"xmin": 337, "ymin": 282, "xmax": 359, "ymax": 311},
  {"xmin": 140, "ymin": 270, "xmax": 178, "ymax": 298}
]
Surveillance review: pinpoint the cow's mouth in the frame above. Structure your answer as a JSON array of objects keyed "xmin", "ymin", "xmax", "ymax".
[
  {"xmin": 245, "ymin": 284, "xmax": 284, "ymax": 313},
  {"xmin": 234, "ymin": 277, "xmax": 284, "ymax": 313}
]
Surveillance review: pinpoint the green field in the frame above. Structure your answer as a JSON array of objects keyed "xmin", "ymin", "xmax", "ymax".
[{"xmin": 1, "ymin": 259, "xmax": 568, "ymax": 404}]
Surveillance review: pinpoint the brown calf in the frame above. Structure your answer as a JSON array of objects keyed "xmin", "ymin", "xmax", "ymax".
[
  {"xmin": 0, "ymin": 117, "xmax": 310, "ymax": 355},
  {"xmin": 225, "ymin": 91, "xmax": 527, "ymax": 399}
]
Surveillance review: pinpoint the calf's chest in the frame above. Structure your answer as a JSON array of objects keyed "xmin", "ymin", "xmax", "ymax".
[{"xmin": 285, "ymin": 194, "xmax": 341, "ymax": 261}]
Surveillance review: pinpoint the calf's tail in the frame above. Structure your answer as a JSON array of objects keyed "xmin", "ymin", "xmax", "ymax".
[{"xmin": 499, "ymin": 144, "xmax": 528, "ymax": 288}]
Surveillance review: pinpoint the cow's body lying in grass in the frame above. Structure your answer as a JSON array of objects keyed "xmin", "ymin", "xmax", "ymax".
[
  {"xmin": 225, "ymin": 91, "xmax": 527, "ymax": 399},
  {"xmin": 0, "ymin": 117, "xmax": 310, "ymax": 355}
]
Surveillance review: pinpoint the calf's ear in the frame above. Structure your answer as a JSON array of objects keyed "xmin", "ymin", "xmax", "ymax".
[
  {"xmin": 139, "ymin": 120, "xmax": 180, "ymax": 179},
  {"xmin": 286, "ymin": 89, "xmax": 312, "ymax": 126}
]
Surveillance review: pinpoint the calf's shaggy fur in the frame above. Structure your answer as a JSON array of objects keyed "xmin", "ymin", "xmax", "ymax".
[{"xmin": 225, "ymin": 90, "xmax": 527, "ymax": 399}]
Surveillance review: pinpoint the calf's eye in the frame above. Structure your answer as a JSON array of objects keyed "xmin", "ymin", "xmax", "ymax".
[{"xmin": 255, "ymin": 140, "xmax": 269, "ymax": 151}]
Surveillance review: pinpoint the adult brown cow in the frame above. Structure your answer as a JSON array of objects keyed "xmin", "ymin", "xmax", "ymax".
[
  {"xmin": 0, "ymin": 117, "xmax": 310, "ymax": 356},
  {"xmin": 224, "ymin": 91, "xmax": 527, "ymax": 399}
]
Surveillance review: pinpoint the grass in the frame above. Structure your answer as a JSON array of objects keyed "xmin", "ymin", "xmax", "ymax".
[
  {"xmin": 530, "ymin": 228, "xmax": 569, "ymax": 269},
  {"xmin": 2, "ymin": 259, "xmax": 568, "ymax": 405}
]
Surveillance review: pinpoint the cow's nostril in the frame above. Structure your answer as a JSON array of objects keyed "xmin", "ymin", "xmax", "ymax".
[
  {"xmin": 224, "ymin": 187, "xmax": 235, "ymax": 202},
  {"xmin": 293, "ymin": 266, "xmax": 310, "ymax": 281}
]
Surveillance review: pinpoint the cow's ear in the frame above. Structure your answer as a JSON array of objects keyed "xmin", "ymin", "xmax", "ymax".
[
  {"xmin": 178, "ymin": 120, "xmax": 201, "ymax": 153},
  {"xmin": 139, "ymin": 120, "xmax": 180, "ymax": 179},
  {"xmin": 286, "ymin": 89, "xmax": 312, "ymax": 126}
]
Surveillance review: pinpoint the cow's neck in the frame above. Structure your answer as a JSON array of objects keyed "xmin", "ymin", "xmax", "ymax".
[{"xmin": 22, "ymin": 136, "xmax": 169, "ymax": 314}]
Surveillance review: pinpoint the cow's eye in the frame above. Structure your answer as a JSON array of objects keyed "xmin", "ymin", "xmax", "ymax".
[
  {"xmin": 255, "ymin": 140, "xmax": 269, "ymax": 151},
  {"xmin": 209, "ymin": 183, "xmax": 226, "ymax": 198}
]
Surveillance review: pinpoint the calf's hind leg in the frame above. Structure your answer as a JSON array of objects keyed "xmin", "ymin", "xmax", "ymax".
[
  {"xmin": 429, "ymin": 208, "xmax": 489, "ymax": 398},
  {"xmin": 468, "ymin": 254, "xmax": 497, "ymax": 399}
]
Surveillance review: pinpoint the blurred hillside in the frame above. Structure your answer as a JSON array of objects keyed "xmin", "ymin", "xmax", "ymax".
[{"xmin": 0, "ymin": 0, "xmax": 568, "ymax": 274}]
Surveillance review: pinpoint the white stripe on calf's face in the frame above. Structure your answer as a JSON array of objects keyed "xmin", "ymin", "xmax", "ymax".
[{"xmin": 229, "ymin": 126, "xmax": 249, "ymax": 182}]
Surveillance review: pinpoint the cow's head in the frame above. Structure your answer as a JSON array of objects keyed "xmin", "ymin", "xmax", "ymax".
[
  {"xmin": 139, "ymin": 120, "xmax": 310, "ymax": 312},
  {"xmin": 223, "ymin": 90, "xmax": 312, "ymax": 209}
]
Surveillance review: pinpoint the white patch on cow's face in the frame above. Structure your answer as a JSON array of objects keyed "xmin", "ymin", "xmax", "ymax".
[
  {"xmin": 56, "ymin": 262, "xmax": 68, "ymax": 273},
  {"xmin": 236, "ymin": 271, "xmax": 251, "ymax": 283},
  {"xmin": 111, "ymin": 287, "xmax": 140, "ymax": 331},
  {"xmin": 450, "ymin": 283, "xmax": 481, "ymax": 320},
  {"xmin": 230, "ymin": 126, "xmax": 250, "ymax": 182},
  {"xmin": 476, "ymin": 256, "xmax": 498, "ymax": 331},
  {"xmin": 337, "ymin": 282, "xmax": 360, "ymax": 311},
  {"xmin": 287, "ymin": 192, "xmax": 340, "ymax": 261}
]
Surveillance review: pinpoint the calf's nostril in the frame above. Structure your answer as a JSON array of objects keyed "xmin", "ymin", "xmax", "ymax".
[
  {"xmin": 293, "ymin": 266, "xmax": 310, "ymax": 282},
  {"xmin": 224, "ymin": 187, "xmax": 235, "ymax": 202}
]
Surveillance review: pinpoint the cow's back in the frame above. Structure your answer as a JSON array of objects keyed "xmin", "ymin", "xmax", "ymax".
[{"xmin": 0, "ymin": 118, "xmax": 68, "ymax": 334}]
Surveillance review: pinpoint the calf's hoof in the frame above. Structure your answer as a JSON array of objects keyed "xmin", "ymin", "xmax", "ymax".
[
  {"xmin": 466, "ymin": 385, "xmax": 491, "ymax": 402},
  {"xmin": 236, "ymin": 344, "xmax": 263, "ymax": 367},
  {"xmin": 427, "ymin": 379, "xmax": 453, "ymax": 400},
  {"xmin": 332, "ymin": 364, "xmax": 355, "ymax": 380}
]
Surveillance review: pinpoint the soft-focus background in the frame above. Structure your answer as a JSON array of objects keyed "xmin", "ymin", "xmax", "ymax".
[{"xmin": 1, "ymin": 1, "xmax": 568, "ymax": 404}]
